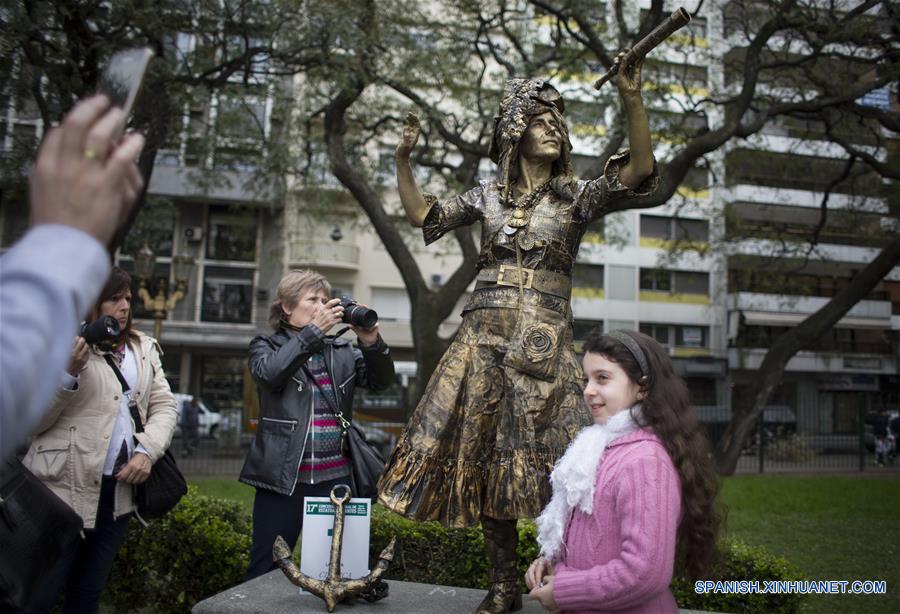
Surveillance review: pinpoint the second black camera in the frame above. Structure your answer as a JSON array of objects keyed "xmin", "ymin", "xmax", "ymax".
[{"xmin": 339, "ymin": 297, "xmax": 378, "ymax": 328}]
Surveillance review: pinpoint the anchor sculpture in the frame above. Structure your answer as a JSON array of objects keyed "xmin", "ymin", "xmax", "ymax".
[{"xmin": 273, "ymin": 484, "xmax": 397, "ymax": 612}]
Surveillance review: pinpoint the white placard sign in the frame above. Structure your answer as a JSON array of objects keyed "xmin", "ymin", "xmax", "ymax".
[{"xmin": 300, "ymin": 496, "xmax": 371, "ymax": 583}]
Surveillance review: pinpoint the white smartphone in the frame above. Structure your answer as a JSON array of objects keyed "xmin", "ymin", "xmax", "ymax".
[{"xmin": 98, "ymin": 47, "xmax": 154, "ymax": 135}]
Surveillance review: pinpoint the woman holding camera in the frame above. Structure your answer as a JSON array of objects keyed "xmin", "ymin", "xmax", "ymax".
[
  {"xmin": 22, "ymin": 266, "xmax": 178, "ymax": 613},
  {"xmin": 240, "ymin": 269, "xmax": 395, "ymax": 580}
]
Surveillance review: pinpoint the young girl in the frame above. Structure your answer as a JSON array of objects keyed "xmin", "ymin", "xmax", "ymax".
[{"xmin": 525, "ymin": 329, "xmax": 720, "ymax": 613}]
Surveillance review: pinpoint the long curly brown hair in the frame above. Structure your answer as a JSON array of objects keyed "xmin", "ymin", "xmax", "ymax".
[{"xmin": 583, "ymin": 329, "xmax": 721, "ymax": 578}]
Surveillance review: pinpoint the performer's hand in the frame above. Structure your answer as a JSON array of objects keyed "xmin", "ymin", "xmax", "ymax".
[
  {"xmin": 528, "ymin": 575, "xmax": 560, "ymax": 612},
  {"xmin": 310, "ymin": 298, "xmax": 344, "ymax": 332},
  {"xmin": 67, "ymin": 336, "xmax": 90, "ymax": 376},
  {"xmin": 611, "ymin": 49, "xmax": 644, "ymax": 99},
  {"xmin": 396, "ymin": 112, "xmax": 421, "ymax": 159},
  {"xmin": 524, "ymin": 556, "xmax": 553, "ymax": 590}
]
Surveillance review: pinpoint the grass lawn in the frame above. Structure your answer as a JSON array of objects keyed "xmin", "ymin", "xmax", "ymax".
[
  {"xmin": 191, "ymin": 474, "xmax": 899, "ymax": 613},
  {"xmin": 721, "ymin": 475, "xmax": 899, "ymax": 614}
]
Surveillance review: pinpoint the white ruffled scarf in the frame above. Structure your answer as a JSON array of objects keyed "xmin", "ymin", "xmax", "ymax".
[{"xmin": 536, "ymin": 405, "xmax": 643, "ymax": 562}]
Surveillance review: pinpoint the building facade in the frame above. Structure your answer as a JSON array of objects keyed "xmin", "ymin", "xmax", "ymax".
[{"xmin": 1, "ymin": 0, "xmax": 897, "ymax": 451}]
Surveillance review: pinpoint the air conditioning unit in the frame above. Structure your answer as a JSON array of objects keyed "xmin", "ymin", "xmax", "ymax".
[{"xmin": 184, "ymin": 226, "xmax": 204, "ymax": 241}]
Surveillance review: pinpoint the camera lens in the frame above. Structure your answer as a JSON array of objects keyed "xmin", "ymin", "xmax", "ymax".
[
  {"xmin": 80, "ymin": 315, "xmax": 121, "ymax": 345},
  {"xmin": 340, "ymin": 298, "xmax": 378, "ymax": 328}
]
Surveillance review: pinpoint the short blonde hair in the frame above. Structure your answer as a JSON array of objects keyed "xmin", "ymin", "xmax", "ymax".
[{"xmin": 268, "ymin": 269, "xmax": 332, "ymax": 329}]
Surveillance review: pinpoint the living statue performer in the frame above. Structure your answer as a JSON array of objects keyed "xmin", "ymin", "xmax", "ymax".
[{"xmin": 378, "ymin": 51, "xmax": 659, "ymax": 613}]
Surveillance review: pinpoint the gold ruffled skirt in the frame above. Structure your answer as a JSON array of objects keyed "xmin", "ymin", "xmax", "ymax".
[{"xmin": 377, "ymin": 306, "xmax": 590, "ymax": 527}]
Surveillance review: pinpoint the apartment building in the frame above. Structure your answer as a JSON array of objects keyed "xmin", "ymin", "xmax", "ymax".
[
  {"xmin": 716, "ymin": 1, "xmax": 900, "ymax": 442},
  {"xmin": 2, "ymin": 1, "xmax": 896, "ymax": 441}
]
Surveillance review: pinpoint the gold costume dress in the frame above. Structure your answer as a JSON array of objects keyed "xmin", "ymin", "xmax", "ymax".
[{"xmin": 378, "ymin": 149, "xmax": 659, "ymax": 527}]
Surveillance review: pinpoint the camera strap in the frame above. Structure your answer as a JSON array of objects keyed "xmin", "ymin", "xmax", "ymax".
[
  {"xmin": 301, "ymin": 365, "xmax": 350, "ymax": 431},
  {"xmin": 104, "ymin": 354, "xmax": 144, "ymax": 434}
]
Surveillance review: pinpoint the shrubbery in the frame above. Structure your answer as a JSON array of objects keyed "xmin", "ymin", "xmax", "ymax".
[
  {"xmin": 104, "ymin": 490, "xmax": 804, "ymax": 613},
  {"xmin": 373, "ymin": 511, "xmax": 805, "ymax": 613},
  {"xmin": 673, "ymin": 539, "xmax": 806, "ymax": 613},
  {"xmin": 103, "ymin": 486, "xmax": 251, "ymax": 614}
]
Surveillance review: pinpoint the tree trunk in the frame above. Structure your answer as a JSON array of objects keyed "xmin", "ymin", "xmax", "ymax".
[
  {"xmin": 714, "ymin": 236, "xmax": 900, "ymax": 475},
  {"xmin": 409, "ymin": 302, "xmax": 452, "ymax": 406}
]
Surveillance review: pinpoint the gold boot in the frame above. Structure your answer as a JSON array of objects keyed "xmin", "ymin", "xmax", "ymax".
[
  {"xmin": 475, "ymin": 517, "xmax": 522, "ymax": 613},
  {"xmin": 475, "ymin": 577, "xmax": 523, "ymax": 613}
]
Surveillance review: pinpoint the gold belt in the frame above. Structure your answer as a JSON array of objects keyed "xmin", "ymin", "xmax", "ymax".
[{"xmin": 475, "ymin": 265, "xmax": 572, "ymax": 300}]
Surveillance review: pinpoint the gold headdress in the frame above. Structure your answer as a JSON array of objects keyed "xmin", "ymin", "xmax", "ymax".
[{"xmin": 489, "ymin": 78, "xmax": 573, "ymax": 205}]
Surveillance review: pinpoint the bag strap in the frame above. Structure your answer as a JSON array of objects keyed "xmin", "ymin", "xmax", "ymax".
[
  {"xmin": 104, "ymin": 354, "xmax": 145, "ymax": 434},
  {"xmin": 301, "ymin": 365, "xmax": 350, "ymax": 430}
]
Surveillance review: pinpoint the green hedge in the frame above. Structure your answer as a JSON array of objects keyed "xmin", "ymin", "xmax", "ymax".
[
  {"xmin": 372, "ymin": 511, "xmax": 805, "ymax": 613},
  {"xmin": 104, "ymin": 486, "xmax": 251, "ymax": 613},
  {"xmin": 673, "ymin": 539, "xmax": 806, "ymax": 613},
  {"xmin": 105, "ymin": 490, "xmax": 804, "ymax": 614}
]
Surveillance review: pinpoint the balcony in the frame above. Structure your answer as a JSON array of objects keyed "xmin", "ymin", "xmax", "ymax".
[
  {"xmin": 729, "ymin": 292, "xmax": 892, "ymax": 328},
  {"xmin": 722, "ymin": 184, "xmax": 888, "ymax": 213},
  {"xmin": 730, "ymin": 347, "xmax": 897, "ymax": 374},
  {"xmin": 287, "ymin": 239, "xmax": 359, "ymax": 271}
]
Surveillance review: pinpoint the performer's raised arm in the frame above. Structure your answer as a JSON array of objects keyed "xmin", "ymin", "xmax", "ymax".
[
  {"xmin": 610, "ymin": 51, "xmax": 655, "ymax": 189},
  {"xmin": 395, "ymin": 112, "xmax": 430, "ymax": 228}
]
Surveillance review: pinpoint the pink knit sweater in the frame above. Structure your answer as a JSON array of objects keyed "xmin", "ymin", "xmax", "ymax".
[{"xmin": 552, "ymin": 428, "xmax": 681, "ymax": 613}]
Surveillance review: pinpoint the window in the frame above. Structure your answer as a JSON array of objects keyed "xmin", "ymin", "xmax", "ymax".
[
  {"xmin": 573, "ymin": 319, "xmax": 603, "ymax": 341},
  {"xmin": 640, "ymin": 268, "xmax": 671, "ymax": 291},
  {"xmin": 676, "ymin": 326, "xmax": 707, "ymax": 348},
  {"xmin": 371, "ymin": 287, "xmax": 411, "ymax": 321},
  {"xmin": 640, "ymin": 269, "xmax": 708, "ymax": 295},
  {"xmin": 206, "ymin": 205, "xmax": 257, "ymax": 261},
  {"xmin": 572, "ymin": 264, "xmax": 604, "ymax": 289},
  {"xmin": 674, "ymin": 218, "xmax": 709, "ymax": 242},
  {"xmin": 640, "ymin": 215, "xmax": 709, "ymax": 242},
  {"xmin": 640, "ymin": 215, "xmax": 670, "ymax": 239},
  {"xmin": 217, "ymin": 95, "xmax": 266, "ymax": 141},
  {"xmin": 121, "ymin": 199, "xmax": 175, "ymax": 258},
  {"xmin": 202, "ymin": 266, "xmax": 254, "ymax": 323},
  {"xmin": 607, "ymin": 265, "xmax": 636, "ymax": 300},
  {"xmin": 639, "ymin": 323, "xmax": 670, "ymax": 346},
  {"xmin": 673, "ymin": 271, "xmax": 709, "ymax": 295}
]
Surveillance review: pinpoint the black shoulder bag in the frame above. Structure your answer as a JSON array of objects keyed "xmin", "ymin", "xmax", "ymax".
[
  {"xmin": 0, "ymin": 455, "xmax": 84, "ymax": 609},
  {"xmin": 105, "ymin": 356, "xmax": 187, "ymax": 520},
  {"xmin": 302, "ymin": 365, "xmax": 385, "ymax": 499}
]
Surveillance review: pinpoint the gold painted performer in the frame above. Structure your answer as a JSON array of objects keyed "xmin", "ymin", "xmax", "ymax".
[{"xmin": 378, "ymin": 52, "xmax": 659, "ymax": 613}]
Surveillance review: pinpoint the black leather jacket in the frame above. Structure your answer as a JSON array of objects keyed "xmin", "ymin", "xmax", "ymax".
[{"xmin": 239, "ymin": 325, "xmax": 395, "ymax": 494}]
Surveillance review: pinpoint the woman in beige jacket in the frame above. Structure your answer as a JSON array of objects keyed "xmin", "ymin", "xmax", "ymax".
[{"xmin": 22, "ymin": 266, "xmax": 177, "ymax": 614}]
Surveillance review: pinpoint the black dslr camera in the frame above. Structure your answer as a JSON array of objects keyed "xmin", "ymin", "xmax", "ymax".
[
  {"xmin": 339, "ymin": 297, "xmax": 378, "ymax": 328},
  {"xmin": 80, "ymin": 315, "xmax": 121, "ymax": 345}
]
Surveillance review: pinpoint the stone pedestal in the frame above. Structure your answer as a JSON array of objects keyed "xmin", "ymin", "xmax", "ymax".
[
  {"xmin": 192, "ymin": 571, "xmax": 725, "ymax": 613},
  {"xmin": 191, "ymin": 571, "xmax": 545, "ymax": 613}
]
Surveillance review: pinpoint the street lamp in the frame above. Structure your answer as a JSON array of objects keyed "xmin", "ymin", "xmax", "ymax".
[{"xmin": 134, "ymin": 243, "xmax": 195, "ymax": 340}]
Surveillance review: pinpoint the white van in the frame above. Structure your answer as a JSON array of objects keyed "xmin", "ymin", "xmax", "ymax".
[{"xmin": 173, "ymin": 393, "xmax": 222, "ymax": 439}]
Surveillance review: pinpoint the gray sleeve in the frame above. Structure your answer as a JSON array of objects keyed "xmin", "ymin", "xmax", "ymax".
[
  {"xmin": 422, "ymin": 183, "xmax": 486, "ymax": 245},
  {"xmin": 0, "ymin": 225, "xmax": 110, "ymax": 458}
]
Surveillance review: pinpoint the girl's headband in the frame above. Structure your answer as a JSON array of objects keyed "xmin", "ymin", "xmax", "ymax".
[{"xmin": 605, "ymin": 330, "xmax": 649, "ymax": 377}]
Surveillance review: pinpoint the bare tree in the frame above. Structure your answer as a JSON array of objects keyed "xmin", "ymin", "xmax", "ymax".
[
  {"xmin": 298, "ymin": 0, "xmax": 899, "ymax": 467},
  {"xmin": 5, "ymin": 1, "xmax": 896, "ymax": 469}
]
